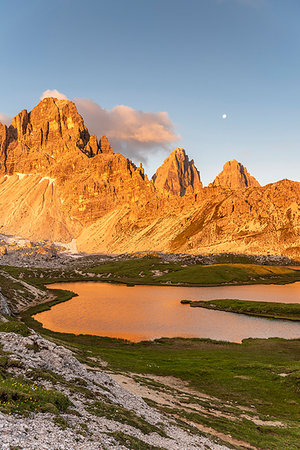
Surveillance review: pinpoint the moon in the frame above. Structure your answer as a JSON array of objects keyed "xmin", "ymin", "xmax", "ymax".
[{"xmin": 222, "ymin": 114, "xmax": 227, "ymax": 119}]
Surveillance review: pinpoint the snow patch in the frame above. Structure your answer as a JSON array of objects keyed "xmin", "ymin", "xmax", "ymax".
[
  {"xmin": 16, "ymin": 173, "xmax": 27, "ymax": 180},
  {"xmin": 39, "ymin": 176, "xmax": 56, "ymax": 185},
  {"xmin": 0, "ymin": 233, "xmax": 29, "ymax": 246},
  {"xmin": 55, "ymin": 238, "xmax": 79, "ymax": 256}
]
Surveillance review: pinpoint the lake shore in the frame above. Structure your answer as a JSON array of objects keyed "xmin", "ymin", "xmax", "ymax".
[
  {"xmin": 181, "ymin": 298, "xmax": 300, "ymax": 321},
  {"xmin": 1, "ymin": 259, "xmax": 300, "ymax": 448}
]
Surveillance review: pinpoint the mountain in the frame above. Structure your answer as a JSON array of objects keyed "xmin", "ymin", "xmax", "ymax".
[
  {"xmin": 0, "ymin": 98, "xmax": 155, "ymax": 232},
  {"xmin": 213, "ymin": 160, "xmax": 260, "ymax": 189},
  {"xmin": 0, "ymin": 98, "xmax": 299, "ymax": 258},
  {"xmin": 152, "ymin": 148, "xmax": 202, "ymax": 196}
]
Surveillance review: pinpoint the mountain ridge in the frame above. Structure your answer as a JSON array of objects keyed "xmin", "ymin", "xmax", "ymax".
[{"xmin": 0, "ymin": 97, "xmax": 299, "ymax": 258}]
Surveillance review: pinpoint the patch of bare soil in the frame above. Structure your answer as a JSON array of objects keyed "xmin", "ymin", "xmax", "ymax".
[{"xmin": 110, "ymin": 371, "xmax": 284, "ymax": 450}]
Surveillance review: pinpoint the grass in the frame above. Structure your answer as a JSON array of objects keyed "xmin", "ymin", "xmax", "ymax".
[
  {"xmin": 75, "ymin": 338, "xmax": 300, "ymax": 421},
  {"xmin": 28, "ymin": 333, "xmax": 300, "ymax": 449},
  {"xmin": 157, "ymin": 263, "xmax": 300, "ymax": 286},
  {"xmin": 184, "ymin": 298, "xmax": 300, "ymax": 321},
  {"xmin": 87, "ymin": 258, "xmax": 300, "ymax": 286},
  {"xmin": 0, "ymin": 376, "xmax": 71, "ymax": 415},
  {"xmin": 160, "ymin": 405, "xmax": 300, "ymax": 450},
  {"xmin": 53, "ymin": 416, "xmax": 69, "ymax": 429},
  {"xmin": 88, "ymin": 400, "xmax": 167, "ymax": 437},
  {"xmin": 110, "ymin": 430, "xmax": 163, "ymax": 450},
  {"xmin": 1, "ymin": 259, "xmax": 300, "ymax": 447},
  {"xmin": 0, "ymin": 318, "xmax": 31, "ymax": 337},
  {"xmin": 26, "ymin": 368, "xmax": 95, "ymax": 399}
]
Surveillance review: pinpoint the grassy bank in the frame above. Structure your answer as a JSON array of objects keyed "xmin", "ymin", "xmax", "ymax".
[
  {"xmin": 2, "ymin": 258, "xmax": 300, "ymax": 290},
  {"xmin": 16, "ymin": 315, "xmax": 300, "ymax": 449},
  {"xmin": 1, "ymin": 259, "xmax": 300, "ymax": 448},
  {"xmin": 88, "ymin": 258, "xmax": 300, "ymax": 286},
  {"xmin": 18, "ymin": 288, "xmax": 300, "ymax": 450},
  {"xmin": 182, "ymin": 298, "xmax": 300, "ymax": 321},
  {"xmin": 0, "ymin": 340, "xmax": 71, "ymax": 416}
]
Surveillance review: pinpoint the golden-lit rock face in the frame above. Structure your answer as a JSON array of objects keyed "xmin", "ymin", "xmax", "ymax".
[
  {"xmin": 152, "ymin": 148, "xmax": 202, "ymax": 196},
  {"xmin": 213, "ymin": 159, "xmax": 260, "ymax": 189},
  {"xmin": 0, "ymin": 98, "xmax": 299, "ymax": 257}
]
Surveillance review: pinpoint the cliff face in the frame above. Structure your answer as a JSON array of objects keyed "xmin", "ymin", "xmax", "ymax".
[
  {"xmin": 76, "ymin": 179, "xmax": 300, "ymax": 259},
  {"xmin": 0, "ymin": 98, "xmax": 156, "ymax": 231},
  {"xmin": 152, "ymin": 148, "xmax": 202, "ymax": 196},
  {"xmin": 0, "ymin": 98, "xmax": 299, "ymax": 258},
  {"xmin": 213, "ymin": 160, "xmax": 260, "ymax": 189}
]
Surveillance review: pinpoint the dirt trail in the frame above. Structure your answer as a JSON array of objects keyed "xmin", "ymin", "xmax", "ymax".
[{"xmin": 111, "ymin": 371, "xmax": 285, "ymax": 450}]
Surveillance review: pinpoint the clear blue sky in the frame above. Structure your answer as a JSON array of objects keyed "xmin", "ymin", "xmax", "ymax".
[{"xmin": 1, "ymin": 0, "xmax": 299, "ymax": 185}]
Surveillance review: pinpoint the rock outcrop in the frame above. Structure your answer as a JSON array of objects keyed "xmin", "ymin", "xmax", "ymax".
[
  {"xmin": 213, "ymin": 159, "xmax": 260, "ymax": 189},
  {"xmin": 0, "ymin": 98, "xmax": 299, "ymax": 258},
  {"xmin": 99, "ymin": 135, "xmax": 113, "ymax": 154},
  {"xmin": 152, "ymin": 148, "xmax": 202, "ymax": 196},
  {"xmin": 0, "ymin": 98, "xmax": 156, "ymax": 231}
]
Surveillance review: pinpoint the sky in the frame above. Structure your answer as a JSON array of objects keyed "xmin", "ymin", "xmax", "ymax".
[{"xmin": 1, "ymin": 0, "xmax": 300, "ymax": 185}]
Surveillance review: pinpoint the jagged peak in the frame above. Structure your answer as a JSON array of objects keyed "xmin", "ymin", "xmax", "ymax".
[
  {"xmin": 152, "ymin": 148, "xmax": 202, "ymax": 196},
  {"xmin": 99, "ymin": 136, "xmax": 113, "ymax": 154},
  {"xmin": 213, "ymin": 159, "xmax": 260, "ymax": 189}
]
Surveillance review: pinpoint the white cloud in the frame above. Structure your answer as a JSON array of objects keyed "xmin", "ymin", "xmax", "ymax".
[
  {"xmin": 40, "ymin": 89, "xmax": 68, "ymax": 100},
  {"xmin": 74, "ymin": 98, "xmax": 180, "ymax": 163},
  {"xmin": 0, "ymin": 113, "xmax": 11, "ymax": 126}
]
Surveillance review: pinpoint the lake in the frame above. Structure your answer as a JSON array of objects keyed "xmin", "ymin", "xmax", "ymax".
[{"xmin": 33, "ymin": 281, "xmax": 300, "ymax": 342}]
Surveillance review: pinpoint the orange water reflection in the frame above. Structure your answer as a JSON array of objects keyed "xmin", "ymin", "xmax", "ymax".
[{"xmin": 33, "ymin": 282, "xmax": 300, "ymax": 342}]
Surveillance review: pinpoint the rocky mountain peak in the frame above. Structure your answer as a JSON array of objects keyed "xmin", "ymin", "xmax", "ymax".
[
  {"xmin": 152, "ymin": 148, "xmax": 202, "ymax": 196},
  {"xmin": 99, "ymin": 136, "xmax": 113, "ymax": 154},
  {"xmin": 213, "ymin": 159, "xmax": 260, "ymax": 189},
  {"xmin": 12, "ymin": 98, "xmax": 87, "ymax": 140},
  {"xmin": 0, "ymin": 97, "xmax": 100, "ymax": 175}
]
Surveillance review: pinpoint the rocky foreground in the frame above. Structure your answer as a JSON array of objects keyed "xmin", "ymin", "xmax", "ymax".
[
  {"xmin": 0, "ymin": 97, "xmax": 299, "ymax": 257},
  {"xmin": 0, "ymin": 330, "xmax": 228, "ymax": 450}
]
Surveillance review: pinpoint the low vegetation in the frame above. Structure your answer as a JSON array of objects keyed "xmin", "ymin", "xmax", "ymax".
[
  {"xmin": 16, "ymin": 321, "xmax": 300, "ymax": 448},
  {"xmin": 110, "ymin": 431, "xmax": 163, "ymax": 450},
  {"xmin": 1, "ymin": 258, "xmax": 300, "ymax": 448},
  {"xmin": 0, "ymin": 377, "xmax": 71, "ymax": 415},
  {"xmin": 88, "ymin": 258, "xmax": 300, "ymax": 286},
  {"xmin": 0, "ymin": 344, "xmax": 70, "ymax": 416},
  {"xmin": 182, "ymin": 298, "xmax": 300, "ymax": 321}
]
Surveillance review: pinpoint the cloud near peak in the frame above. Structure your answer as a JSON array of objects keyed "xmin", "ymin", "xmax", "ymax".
[
  {"xmin": 38, "ymin": 90, "xmax": 180, "ymax": 162},
  {"xmin": 74, "ymin": 98, "xmax": 180, "ymax": 163},
  {"xmin": 40, "ymin": 89, "xmax": 68, "ymax": 100},
  {"xmin": 0, "ymin": 113, "xmax": 12, "ymax": 126}
]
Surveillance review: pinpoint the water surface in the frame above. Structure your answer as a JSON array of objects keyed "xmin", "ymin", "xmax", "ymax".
[{"xmin": 34, "ymin": 282, "xmax": 300, "ymax": 342}]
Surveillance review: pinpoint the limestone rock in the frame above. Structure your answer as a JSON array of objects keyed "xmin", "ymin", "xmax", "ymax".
[
  {"xmin": 0, "ymin": 246, "xmax": 7, "ymax": 256},
  {"xmin": 152, "ymin": 148, "xmax": 202, "ymax": 196},
  {"xmin": 99, "ymin": 136, "xmax": 113, "ymax": 154},
  {"xmin": 0, "ymin": 98, "xmax": 298, "ymax": 258},
  {"xmin": 213, "ymin": 160, "xmax": 260, "ymax": 189}
]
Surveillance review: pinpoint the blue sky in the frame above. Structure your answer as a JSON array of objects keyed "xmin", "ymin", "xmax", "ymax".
[{"xmin": 1, "ymin": 0, "xmax": 299, "ymax": 185}]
